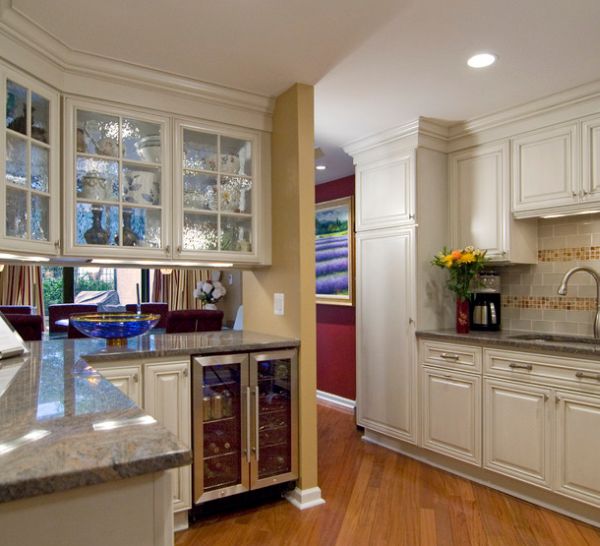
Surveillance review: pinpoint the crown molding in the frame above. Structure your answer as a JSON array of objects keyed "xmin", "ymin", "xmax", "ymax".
[{"xmin": 0, "ymin": 2, "xmax": 274, "ymax": 117}]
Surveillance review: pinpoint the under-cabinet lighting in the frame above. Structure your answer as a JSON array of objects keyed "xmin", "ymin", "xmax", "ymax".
[
  {"xmin": 90, "ymin": 259, "xmax": 233, "ymax": 268},
  {"xmin": 542, "ymin": 210, "xmax": 600, "ymax": 219},
  {"xmin": 467, "ymin": 53, "xmax": 497, "ymax": 68},
  {"xmin": 316, "ymin": 165, "xmax": 326, "ymax": 171},
  {"xmin": 0, "ymin": 253, "xmax": 49, "ymax": 263}
]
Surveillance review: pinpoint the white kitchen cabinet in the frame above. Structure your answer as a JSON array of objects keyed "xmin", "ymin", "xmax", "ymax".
[
  {"xmin": 97, "ymin": 365, "xmax": 142, "ymax": 406},
  {"xmin": 144, "ymin": 360, "xmax": 192, "ymax": 513},
  {"xmin": 1, "ymin": 64, "xmax": 60, "ymax": 255},
  {"xmin": 354, "ymin": 152, "xmax": 415, "ymax": 231},
  {"xmin": 449, "ymin": 142, "xmax": 537, "ymax": 263},
  {"xmin": 63, "ymin": 98, "xmax": 172, "ymax": 259},
  {"xmin": 512, "ymin": 122, "xmax": 581, "ymax": 217},
  {"xmin": 483, "ymin": 378, "xmax": 552, "ymax": 488},
  {"xmin": 555, "ymin": 389, "xmax": 600, "ymax": 507},
  {"xmin": 172, "ymin": 120, "xmax": 269, "ymax": 264},
  {"xmin": 356, "ymin": 226, "xmax": 417, "ymax": 443},
  {"xmin": 582, "ymin": 114, "xmax": 600, "ymax": 199},
  {"xmin": 420, "ymin": 366, "xmax": 481, "ymax": 465}
]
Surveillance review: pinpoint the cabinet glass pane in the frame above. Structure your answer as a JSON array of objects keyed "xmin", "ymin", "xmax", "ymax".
[
  {"xmin": 31, "ymin": 92, "xmax": 49, "ymax": 144},
  {"xmin": 183, "ymin": 172, "xmax": 217, "ymax": 211},
  {"xmin": 202, "ymin": 364, "xmax": 243, "ymax": 492},
  {"xmin": 31, "ymin": 194, "xmax": 49, "ymax": 241},
  {"xmin": 122, "ymin": 118, "xmax": 161, "ymax": 163},
  {"xmin": 221, "ymin": 137, "xmax": 251, "ymax": 176},
  {"xmin": 76, "ymin": 157, "xmax": 119, "ymax": 201},
  {"xmin": 6, "ymin": 134, "xmax": 27, "ymax": 187},
  {"xmin": 221, "ymin": 216, "xmax": 252, "ymax": 253},
  {"xmin": 76, "ymin": 110, "xmax": 119, "ymax": 157},
  {"xmin": 122, "ymin": 165, "xmax": 161, "ymax": 206},
  {"xmin": 121, "ymin": 207, "xmax": 161, "ymax": 248},
  {"xmin": 220, "ymin": 176, "xmax": 252, "ymax": 213},
  {"xmin": 31, "ymin": 144, "xmax": 49, "ymax": 192},
  {"xmin": 6, "ymin": 187, "xmax": 27, "ymax": 238},
  {"xmin": 256, "ymin": 357, "xmax": 292, "ymax": 479},
  {"xmin": 6, "ymin": 80, "xmax": 27, "ymax": 135},
  {"xmin": 76, "ymin": 203, "xmax": 118, "ymax": 246},
  {"xmin": 183, "ymin": 212, "xmax": 218, "ymax": 250},
  {"xmin": 183, "ymin": 130, "xmax": 217, "ymax": 171}
]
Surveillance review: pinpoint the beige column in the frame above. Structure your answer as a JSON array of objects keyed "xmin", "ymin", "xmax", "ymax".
[{"xmin": 243, "ymin": 83, "xmax": 318, "ymax": 490}]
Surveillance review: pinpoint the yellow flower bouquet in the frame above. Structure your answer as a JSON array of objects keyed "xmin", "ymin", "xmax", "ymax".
[{"xmin": 431, "ymin": 246, "xmax": 488, "ymax": 300}]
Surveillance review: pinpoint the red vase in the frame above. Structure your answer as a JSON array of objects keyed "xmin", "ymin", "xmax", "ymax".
[{"xmin": 456, "ymin": 297, "xmax": 470, "ymax": 334}]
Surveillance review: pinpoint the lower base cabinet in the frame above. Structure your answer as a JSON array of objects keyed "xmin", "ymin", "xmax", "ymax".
[
  {"xmin": 96, "ymin": 358, "xmax": 191, "ymax": 513},
  {"xmin": 420, "ymin": 366, "xmax": 481, "ymax": 465},
  {"xmin": 192, "ymin": 349, "xmax": 298, "ymax": 503},
  {"xmin": 483, "ymin": 378, "xmax": 552, "ymax": 488}
]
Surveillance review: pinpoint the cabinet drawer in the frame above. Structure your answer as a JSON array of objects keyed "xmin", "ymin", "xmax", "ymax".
[
  {"xmin": 484, "ymin": 348, "xmax": 600, "ymax": 394},
  {"xmin": 420, "ymin": 340, "xmax": 482, "ymax": 373}
]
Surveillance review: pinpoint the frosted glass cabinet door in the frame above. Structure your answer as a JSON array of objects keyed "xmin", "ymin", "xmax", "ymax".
[
  {"xmin": 174, "ymin": 121, "xmax": 265, "ymax": 264},
  {"xmin": 2, "ymin": 67, "xmax": 60, "ymax": 254},
  {"xmin": 63, "ymin": 98, "xmax": 171, "ymax": 258}
]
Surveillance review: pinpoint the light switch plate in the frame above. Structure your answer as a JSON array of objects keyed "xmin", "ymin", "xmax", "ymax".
[{"xmin": 274, "ymin": 293, "xmax": 285, "ymax": 316}]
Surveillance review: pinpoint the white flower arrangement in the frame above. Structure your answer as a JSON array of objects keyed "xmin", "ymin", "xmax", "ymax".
[{"xmin": 193, "ymin": 280, "xmax": 227, "ymax": 305}]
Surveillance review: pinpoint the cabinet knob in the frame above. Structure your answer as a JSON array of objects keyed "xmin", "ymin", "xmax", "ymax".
[
  {"xmin": 183, "ymin": 368, "xmax": 189, "ymax": 378},
  {"xmin": 581, "ymin": 189, "xmax": 589, "ymax": 198},
  {"xmin": 572, "ymin": 191, "xmax": 578, "ymax": 197},
  {"xmin": 133, "ymin": 373, "xmax": 139, "ymax": 383},
  {"xmin": 177, "ymin": 245, "xmax": 182, "ymax": 254},
  {"xmin": 409, "ymin": 214, "xmax": 415, "ymax": 220},
  {"xmin": 54, "ymin": 240, "xmax": 60, "ymax": 249},
  {"xmin": 164, "ymin": 245, "xmax": 170, "ymax": 254}
]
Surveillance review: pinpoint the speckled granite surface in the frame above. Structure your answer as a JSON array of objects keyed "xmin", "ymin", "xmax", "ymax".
[
  {"xmin": 0, "ymin": 330, "xmax": 297, "ymax": 504},
  {"xmin": 416, "ymin": 329, "xmax": 600, "ymax": 357}
]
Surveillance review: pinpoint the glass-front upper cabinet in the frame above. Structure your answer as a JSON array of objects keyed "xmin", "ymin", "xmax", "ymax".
[
  {"xmin": 63, "ymin": 98, "xmax": 170, "ymax": 258},
  {"xmin": 174, "ymin": 121, "xmax": 267, "ymax": 264},
  {"xmin": 1, "ymin": 66, "xmax": 60, "ymax": 255}
]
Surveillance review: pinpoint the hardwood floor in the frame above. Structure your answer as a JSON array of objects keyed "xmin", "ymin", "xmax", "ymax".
[{"xmin": 176, "ymin": 403, "xmax": 600, "ymax": 546}]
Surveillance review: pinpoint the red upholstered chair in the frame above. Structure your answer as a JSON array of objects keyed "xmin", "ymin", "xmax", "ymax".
[
  {"xmin": 3, "ymin": 314, "xmax": 43, "ymax": 341},
  {"xmin": 48, "ymin": 304, "xmax": 97, "ymax": 333},
  {"xmin": 125, "ymin": 303, "xmax": 169, "ymax": 328},
  {"xmin": 165, "ymin": 309, "xmax": 223, "ymax": 333},
  {"xmin": 0, "ymin": 305, "xmax": 33, "ymax": 315}
]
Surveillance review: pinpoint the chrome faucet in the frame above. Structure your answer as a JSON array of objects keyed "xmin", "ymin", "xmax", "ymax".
[{"xmin": 558, "ymin": 267, "xmax": 600, "ymax": 338}]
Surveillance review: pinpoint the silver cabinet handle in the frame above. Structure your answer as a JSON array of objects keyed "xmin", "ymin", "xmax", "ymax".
[
  {"xmin": 440, "ymin": 353, "xmax": 460, "ymax": 360},
  {"xmin": 254, "ymin": 386, "xmax": 260, "ymax": 462},
  {"xmin": 575, "ymin": 371, "xmax": 600, "ymax": 381},
  {"xmin": 246, "ymin": 386, "xmax": 251, "ymax": 463},
  {"xmin": 509, "ymin": 362, "xmax": 533, "ymax": 371}
]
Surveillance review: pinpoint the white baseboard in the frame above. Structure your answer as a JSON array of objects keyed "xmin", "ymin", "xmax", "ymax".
[
  {"xmin": 284, "ymin": 487, "xmax": 326, "ymax": 510},
  {"xmin": 173, "ymin": 511, "xmax": 189, "ymax": 532},
  {"xmin": 316, "ymin": 390, "xmax": 355, "ymax": 411}
]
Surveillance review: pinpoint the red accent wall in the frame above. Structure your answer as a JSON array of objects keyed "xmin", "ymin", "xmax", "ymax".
[{"xmin": 316, "ymin": 175, "xmax": 356, "ymax": 401}]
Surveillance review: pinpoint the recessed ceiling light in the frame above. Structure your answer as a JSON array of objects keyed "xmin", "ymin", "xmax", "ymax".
[
  {"xmin": 316, "ymin": 165, "xmax": 326, "ymax": 171},
  {"xmin": 467, "ymin": 53, "xmax": 497, "ymax": 68}
]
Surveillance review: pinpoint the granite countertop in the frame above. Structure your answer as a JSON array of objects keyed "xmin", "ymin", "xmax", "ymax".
[
  {"xmin": 416, "ymin": 329, "xmax": 600, "ymax": 358},
  {"xmin": 0, "ymin": 330, "xmax": 298, "ymax": 504}
]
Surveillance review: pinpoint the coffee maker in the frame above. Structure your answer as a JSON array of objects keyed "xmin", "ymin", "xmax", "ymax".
[{"xmin": 470, "ymin": 271, "xmax": 501, "ymax": 331}]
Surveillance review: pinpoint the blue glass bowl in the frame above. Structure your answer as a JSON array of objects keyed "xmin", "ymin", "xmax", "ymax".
[{"xmin": 70, "ymin": 312, "xmax": 160, "ymax": 346}]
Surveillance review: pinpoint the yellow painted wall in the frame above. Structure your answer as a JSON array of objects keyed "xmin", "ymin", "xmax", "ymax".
[{"xmin": 242, "ymin": 84, "xmax": 318, "ymax": 490}]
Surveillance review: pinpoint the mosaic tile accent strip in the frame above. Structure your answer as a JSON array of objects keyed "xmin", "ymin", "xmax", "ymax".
[
  {"xmin": 503, "ymin": 295, "xmax": 597, "ymax": 311},
  {"xmin": 538, "ymin": 247, "xmax": 600, "ymax": 262}
]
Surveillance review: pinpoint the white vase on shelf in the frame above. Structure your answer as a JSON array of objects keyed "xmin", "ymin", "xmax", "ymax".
[{"xmin": 203, "ymin": 303, "xmax": 218, "ymax": 310}]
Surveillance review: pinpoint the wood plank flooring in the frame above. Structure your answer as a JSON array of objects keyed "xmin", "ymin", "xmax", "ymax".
[{"xmin": 175, "ymin": 403, "xmax": 600, "ymax": 546}]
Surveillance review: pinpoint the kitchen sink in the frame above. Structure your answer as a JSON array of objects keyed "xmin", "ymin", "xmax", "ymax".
[{"xmin": 508, "ymin": 333, "xmax": 600, "ymax": 345}]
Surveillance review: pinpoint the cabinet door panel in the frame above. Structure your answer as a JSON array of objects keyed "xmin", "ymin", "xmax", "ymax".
[
  {"xmin": 555, "ymin": 391, "xmax": 600, "ymax": 507},
  {"xmin": 356, "ymin": 227, "xmax": 416, "ymax": 443},
  {"xmin": 450, "ymin": 145, "xmax": 504, "ymax": 258},
  {"xmin": 512, "ymin": 123, "xmax": 578, "ymax": 214},
  {"xmin": 98, "ymin": 365, "xmax": 142, "ymax": 406},
  {"xmin": 145, "ymin": 361, "xmax": 191, "ymax": 512},
  {"xmin": 484, "ymin": 379, "xmax": 551, "ymax": 488},
  {"xmin": 356, "ymin": 154, "xmax": 414, "ymax": 231},
  {"xmin": 582, "ymin": 116, "xmax": 600, "ymax": 200},
  {"xmin": 421, "ymin": 367, "xmax": 481, "ymax": 465}
]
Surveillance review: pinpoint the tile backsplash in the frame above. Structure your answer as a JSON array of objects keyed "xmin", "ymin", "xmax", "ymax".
[{"xmin": 500, "ymin": 213, "xmax": 600, "ymax": 335}]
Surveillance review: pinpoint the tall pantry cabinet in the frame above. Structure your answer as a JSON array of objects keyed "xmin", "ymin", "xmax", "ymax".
[{"xmin": 345, "ymin": 122, "xmax": 451, "ymax": 445}]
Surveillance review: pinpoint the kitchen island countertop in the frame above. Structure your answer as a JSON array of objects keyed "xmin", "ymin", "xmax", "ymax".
[{"xmin": 0, "ymin": 330, "xmax": 298, "ymax": 504}]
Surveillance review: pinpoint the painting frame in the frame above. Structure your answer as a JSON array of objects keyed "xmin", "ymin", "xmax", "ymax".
[{"xmin": 315, "ymin": 196, "xmax": 354, "ymax": 306}]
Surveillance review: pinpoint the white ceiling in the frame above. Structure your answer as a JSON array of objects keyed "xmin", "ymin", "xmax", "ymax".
[{"xmin": 12, "ymin": 0, "xmax": 600, "ymax": 184}]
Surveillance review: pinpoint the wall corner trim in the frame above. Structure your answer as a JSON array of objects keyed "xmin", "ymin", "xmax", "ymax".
[{"xmin": 284, "ymin": 487, "xmax": 326, "ymax": 510}]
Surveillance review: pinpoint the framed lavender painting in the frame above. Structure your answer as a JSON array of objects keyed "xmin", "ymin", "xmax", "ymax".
[{"xmin": 315, "ymin": 196, "xmax": 354, "ymax": 306}]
